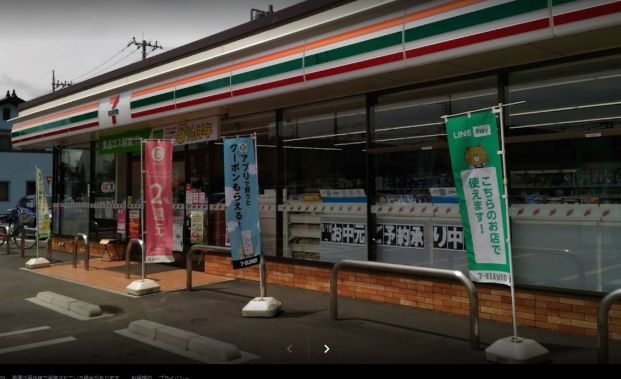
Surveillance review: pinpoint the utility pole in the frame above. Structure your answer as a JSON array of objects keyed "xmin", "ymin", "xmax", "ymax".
[
  {"xmin": 127, "ymin": 37, "xmax": 163, "ymax": 60},
  {"xmin": 251, "ymin": 4, "xmax": 274, "ymax": 20},
  {"xmin": 52, "ymin": 70, "xmax": 72, "ymax": 92}
]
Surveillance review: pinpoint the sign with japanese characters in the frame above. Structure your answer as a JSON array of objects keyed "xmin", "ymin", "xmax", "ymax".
[
  {"xmin": 98, "ymin": 128, "xmax": 151, "ymax": 154},
  {"xmin": 190, "ymin": 211, "xmax": 204, "ymax": 244},
  {"xmin": 321, "ymin": 222, "xmax": 366, "ymax": 245},
  {"xmin": 144, "ymin": 140, "xmax": 174, "ymax": 263},
  {"xmin": 152, "ymin": 117, "xmax": 219, "ymax": 146},
  {"xmin": 129, "ymin": 209, "xmax": 140, "ymax": 239},
  {"xmin": 223, "ymin": 136, "xmax": 262, "ymax": 269},
  {"xmin": 376, "ymin": 223, "xmax": 424, "ymax": 248},
  {"xmin": 432, "ymin": 225, "xmax": 464, "ymax": 251},
  {"xmin": 445, "ymin": 110, "xmax": 511, "ymax": 286},
  {"xmin": 116, "ymin": 208, "xmax": 126, "ymax": 238},
  {"xmin": 35, "ymin": 165, "xmax": 51, "ymax": 239}
]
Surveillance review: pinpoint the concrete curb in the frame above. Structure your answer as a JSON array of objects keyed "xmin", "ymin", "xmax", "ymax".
[
  {"xmin": 118, "ymin": 319, "xmax": 250, "ymax": 363},
  {"xmin": 26, "ymin": 291, "xmax": 109, "ymax": 321}
]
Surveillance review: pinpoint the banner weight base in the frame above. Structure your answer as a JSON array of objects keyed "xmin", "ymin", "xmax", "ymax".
[
  {"xmin": 242, "ymin": 297, "xmax": 282, "ymax": 318},
  {"xmin": 127, "ymin": 279, "xmax": 161, "ymax": 296},
  {"xmin": 25, "ymin": 257, "xmax": 51, "ymax": 269},
  {"xmin": 485, "ymin": 336, "xmax": 549, "ymax": 364}
]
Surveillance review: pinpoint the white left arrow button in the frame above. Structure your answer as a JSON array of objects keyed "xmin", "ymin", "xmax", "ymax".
[{"xmin": 287, "ymin": 345, "xmax": 293, "ymax": 353}]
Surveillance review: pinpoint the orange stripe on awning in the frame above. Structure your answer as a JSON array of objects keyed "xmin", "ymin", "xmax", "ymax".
[
  {"xmin": 14, "ymin": 103, "xmax": 99, "ymax": 131},
  {"xmin": 132, "ymin": 0, "xmax": 481, "ymax": 98}
]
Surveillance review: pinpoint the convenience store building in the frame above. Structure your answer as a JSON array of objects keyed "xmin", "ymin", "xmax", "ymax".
[{"xmin": 12, "ymin": 0, "xmax": 621, "ymax": 339}]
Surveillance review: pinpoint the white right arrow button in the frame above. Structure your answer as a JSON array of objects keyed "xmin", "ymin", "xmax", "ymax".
[{"xmin": 324, "ymin": 344, "xmax": 330, "ymax": 354}]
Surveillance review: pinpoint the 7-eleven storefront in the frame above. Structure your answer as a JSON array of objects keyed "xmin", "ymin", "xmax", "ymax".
[{"xmin": 12, "ymin": 0, "xmax": 621, "ymax": 339}]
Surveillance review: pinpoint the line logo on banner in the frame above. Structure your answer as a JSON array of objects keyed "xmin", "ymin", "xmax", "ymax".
[
  {"xmin": 223, "ymin": 136, "xmax": 262, "ymax": 269},
  {"xmin": 144, "ymin": 140, "xmax": 174, "ymax": 263}
]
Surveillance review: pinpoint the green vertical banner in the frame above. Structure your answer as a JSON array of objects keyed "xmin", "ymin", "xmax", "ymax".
[{"xmin": 445, "ymin": 110, "xmax": 511, "ymax": 286}]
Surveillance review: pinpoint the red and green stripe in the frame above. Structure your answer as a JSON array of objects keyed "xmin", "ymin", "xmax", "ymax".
[{"xmin": 12, "ymin": 110, "xmax": 98, "ymax": 139}]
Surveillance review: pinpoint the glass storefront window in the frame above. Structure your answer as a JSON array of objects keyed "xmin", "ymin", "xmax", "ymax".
[
  {"xmin": 90, "ymin": 147, "xmax": 116, "ymax": 239},
  {"xmin": 373, "ymin": 78, "xmax": 497, "ymax": 270},
  {"xmin": 281, "ymin": 96, "xmax": 367, "ymax": 262},
  {"xmin": 59, "ymin": 145, "xmax": 90, "ymax": 236},
  {"xmin": 506, "ymin": 54, "xmax": 621, "ymax": 292}
]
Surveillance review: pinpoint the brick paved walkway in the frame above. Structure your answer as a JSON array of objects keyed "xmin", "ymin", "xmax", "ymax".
[{"xmin": 27, "ymin": 256, "xmax": 233, "ymax": 294}]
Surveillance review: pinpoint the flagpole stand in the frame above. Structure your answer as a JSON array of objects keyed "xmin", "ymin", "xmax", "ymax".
[
  {"xmin": 242, "ymin": 256, "xmax": 281, "ymax": 317},
  {"xmin": 485, "ymin": 336, "xmax": 549, "ymax": 364},
  {"xmin": 26, "ymin": 232, "xmax": 50, "ymax": 269},
  {"xmin": 126, "ymin": 279, "xmax": 160, "ymax": 296},
  {"xmin": 25, "ymin": 257, "xmax": 50, "ymax": 269}
]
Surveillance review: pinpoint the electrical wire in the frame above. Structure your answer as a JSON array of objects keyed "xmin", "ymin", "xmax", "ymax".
[
  {"xmin": 83, "ymin": 47, "xmax": 141, "ymax": 80},
  {"xmin": 70, "ymin": 45, "xmax": 132, "ymax": 82}
]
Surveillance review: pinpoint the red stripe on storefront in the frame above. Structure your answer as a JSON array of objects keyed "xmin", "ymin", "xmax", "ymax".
[
  {"xmin": 232, "ymin": 75, "xmax": 304, "ymax": 97},
  {"xmin": 131, "ymin": 104, "xmax": 176, "ymax": 119},
  {"xmin": 130, "ymin": 19, "xmax": 556, "ymax": 120},
  {"xmin": 13, "ymin": 121, "xmax": 99, "ymax": 144},
  {"xmin": 305, "ymin": 52, "xmax": 404, "ymax": 81},
  {"xmin": 406, "ymin": 18, "xmax": 549, "ymax": 59},
  {"xmin": 175, "ymin": 92, "xmax": 232, "ymax": 110},
  {"xmin": 554, "ymin": 1, "xmax": 621, "ymax": 26}
]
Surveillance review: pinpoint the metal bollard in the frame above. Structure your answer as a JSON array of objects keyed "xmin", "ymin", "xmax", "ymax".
[
  {"xmin": 20, "ymin": 224, "xmax": 25, "ymax": 257},
  {"xmin": 125, "ymin": 239, "xmax": 144, "ymax": 279},
  {"xmin": 72, "ymin": 233, "xmax": 89, "ymax": 270}
]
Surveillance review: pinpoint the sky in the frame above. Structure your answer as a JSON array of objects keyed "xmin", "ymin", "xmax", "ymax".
[{"xmin": 0, "ymin": 0, "xmax": 304, "ymax": 101}]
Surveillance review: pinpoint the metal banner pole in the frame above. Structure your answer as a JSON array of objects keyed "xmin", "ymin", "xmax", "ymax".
[
  {"xmin": 36, "ymin": 177, "xmax": 39, "ymax": 259},
  {"xmin": 484, "ymin": 103, "xmax": 549, "ymax": 363},
  {"xmin": 140, "ymin": 139, "xmax": 145, "ymax": 281},
  {"xmin": 496, "ymin": 104, "xmax": 518, "ymax": 340},
  {"xmin": 253, "ymin": 133, "xmax": 266, "ymax": 300}
]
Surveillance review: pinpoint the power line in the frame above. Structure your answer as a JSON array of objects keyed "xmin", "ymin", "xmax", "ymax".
[
  {"xmin": 87, "ymin": 47, "xmax": 141, "ymax": 79},
  {"xmin": 71, "ymin": 45, "xmax": 131, "ymax": 82}
]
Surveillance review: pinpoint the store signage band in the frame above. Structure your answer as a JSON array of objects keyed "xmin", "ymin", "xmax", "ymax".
[
  {"xmin": 152, "ymin": 116, "xmax": 219, "ymax": 146},
  {"xmin": 99, "ymin": 128, "xmax": 151, "ymax": 154}
]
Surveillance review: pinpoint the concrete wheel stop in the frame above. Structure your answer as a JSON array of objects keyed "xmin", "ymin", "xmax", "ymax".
[
  {"xmin": 116, "ymin": 319, "xmax": 258, "ymax": 363},
  {"xmin": 26, "ymin": 291, "xmax": 111, "ymax": 320}
]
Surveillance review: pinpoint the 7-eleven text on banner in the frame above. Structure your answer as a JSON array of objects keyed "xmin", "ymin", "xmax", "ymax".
[
  {"xmin": 35, "ymin": 165, "xmax": 51, "ymax": 239},
  {"xmin": 144, "ymin": 140, "xmax": 174, "ymax": 263},
  {"xmin": 445, "ymin": 110, "xmax": 511, "ymax": 286},
  {"xmin": 223, "ymin": 136, "xmax": 261, "ymax": 269}
]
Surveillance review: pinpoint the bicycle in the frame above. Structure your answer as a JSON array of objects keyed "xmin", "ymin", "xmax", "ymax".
[{"xmin": 0, "ymin": 208, "xmax": 40, "ymax": 249}]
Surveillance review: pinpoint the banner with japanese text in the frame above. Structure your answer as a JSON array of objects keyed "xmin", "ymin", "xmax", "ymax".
[
  {"xmin": 144, "ymin": 140, "xmax": 174, "ymax": 263},
  {"xmin": 35, "ymin": 165, "xmax": 51, "ymax": 239},
  {"xmin": 445, "ymin": 110, "xmax": 511, "ymax": 286},
  {"xmin": 223, "ymin": 136, "xmax": 261, "ymax": 269}
]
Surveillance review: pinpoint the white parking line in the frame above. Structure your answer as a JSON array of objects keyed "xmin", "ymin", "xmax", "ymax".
[
  {"xmin": 0, "ymin": 337, "xmax": 76, "ymax": 355},
  {"xmin": 0, "ymin": 326, "xmax": 51, "ymax": 338}
]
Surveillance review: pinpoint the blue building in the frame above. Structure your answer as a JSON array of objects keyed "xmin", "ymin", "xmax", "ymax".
[{"xmin": 0, "ymin": 90, "xmax": 52, "ymax": 215}]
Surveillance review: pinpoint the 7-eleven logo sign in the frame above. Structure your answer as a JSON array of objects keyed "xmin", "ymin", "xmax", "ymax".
[{"xmin": 107, "ymin": 95, "xmax": 120, "ymax": 125}]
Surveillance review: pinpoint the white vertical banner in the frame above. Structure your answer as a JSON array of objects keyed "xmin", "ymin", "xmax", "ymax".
[{"xmin": 35, "ymin": 165, "xmax": 51, "ymax": 239}]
